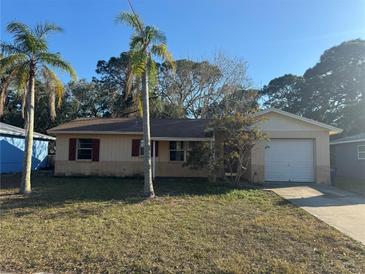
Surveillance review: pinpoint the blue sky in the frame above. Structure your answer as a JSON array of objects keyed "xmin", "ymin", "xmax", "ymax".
[{"xmin": 1, "ymin": 0, "xmax": 365, "ymax": 88}]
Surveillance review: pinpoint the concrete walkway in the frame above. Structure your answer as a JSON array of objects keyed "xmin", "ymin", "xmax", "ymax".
[{"xmin": 265, "ymin": 183, "xmax": 365, "ymax": 245}]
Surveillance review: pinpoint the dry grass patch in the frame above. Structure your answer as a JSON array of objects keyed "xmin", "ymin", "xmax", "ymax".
[{"xmin": 1, "ymin": 175, "xmax": 364, "ymax": 273}]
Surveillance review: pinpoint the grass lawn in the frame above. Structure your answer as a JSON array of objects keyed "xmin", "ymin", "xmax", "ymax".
[{"xmin": 1, "ymin": 175, "xmax": 365, "ymax": 273}]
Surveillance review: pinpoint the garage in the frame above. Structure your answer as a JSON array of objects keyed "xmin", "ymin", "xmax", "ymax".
[
  {"xmin": 264, "ymin": 139, "xmax": 315, "ymax": 182},
  {"xmin": 248, "ymin": 109, "xmax": 342, "ymax": 184}
]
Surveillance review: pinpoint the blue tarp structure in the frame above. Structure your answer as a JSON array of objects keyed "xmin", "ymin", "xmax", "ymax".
[{"xmin": 0, "ymin": 122, "xmax": 55, "ymax": 173}]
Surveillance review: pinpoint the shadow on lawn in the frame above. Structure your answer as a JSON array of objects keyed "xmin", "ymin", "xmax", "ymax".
[{"xmin": 0, "ymin": 175, "xmax": 246, "ymax": 213}]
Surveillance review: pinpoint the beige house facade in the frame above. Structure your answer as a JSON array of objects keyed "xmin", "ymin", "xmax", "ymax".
[
  {"xmin": 49, "ymin": 119, "xmax": 213, "ymax": 178},
  {"xmin": 54, "ymin": 134, "xmax": 210, "ymax": 178},
  {"xmin": 48, "ymin": 109, "xmax": 342, "ymax": 184}
]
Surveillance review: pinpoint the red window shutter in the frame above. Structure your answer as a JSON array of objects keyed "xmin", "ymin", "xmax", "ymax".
[
  {"xmin": 69, "ymin": 138, "xmax": 76, "ymax": 161},
  {"xmin": 92, "ymin": 139, "xmax": 100, "ymax": 161},
  {"xmin": 132, "ymin": 139, "xmax": 140, "ymax": 156}
]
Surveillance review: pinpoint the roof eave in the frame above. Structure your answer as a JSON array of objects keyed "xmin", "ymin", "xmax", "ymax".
[
  {"xmin": 47, "ymin": 130, "xmax": 143, "ymax": 135},
  {"xmin": 0, "ymin": 132, "xmax": 55, "ymax": 141},
  {"xmin": 151, "ymin": 137, "xmax": 213, "ymax": 141},
  {"xmin": 330, "ymin": 139, "xmax": 365, "ymax": 145},
  {"xmin": 47, "ymin": 130, "xmax": 212, "ymax": 140}
]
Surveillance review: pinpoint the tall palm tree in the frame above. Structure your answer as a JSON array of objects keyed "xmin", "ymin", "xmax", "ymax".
[
  {"xmin": 116, "ymin": 12, "xmax": 174, "ymax": 197},
  {"xmin": 0, "ymin": 22, "xmax": 76, "ymax": 195}
]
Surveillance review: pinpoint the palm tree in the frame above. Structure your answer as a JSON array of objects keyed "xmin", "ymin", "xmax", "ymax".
[
  {"xmin": 0, "ymin": 22, "xmax": 76, "ymax": 195},
  {"xmin": 116, "ymin": 12, "xmax": 174, "ymax": 197}
]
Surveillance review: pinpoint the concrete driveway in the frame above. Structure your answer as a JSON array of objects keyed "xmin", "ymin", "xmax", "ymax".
[{"xmin": 265, "ymin": 183, "xmax": 365, "ymax": 245}]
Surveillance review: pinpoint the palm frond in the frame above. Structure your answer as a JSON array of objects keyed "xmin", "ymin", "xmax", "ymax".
[
  {"xmin": 145, "ymin": 26, "xmax": 166, "ymax": 44},
  {"xmin": 151, "ymin": 44, "xmax": 175, "ymax": 69},
  {"xmin": 6, "ymin": 21, "xmax": 47, "ymax": 54},
  {"xmin": 147, "ymin": 56, "xmax": 157, "ymax": 89},
  {"xmin": 10, "ymin": 65, "xmax": 30, "ymax": 119},
  {"xmin": 38, "ymin": 52, "xmax": 77, "ymax": 81},
  {"xmin": 3, "ymin": 21, "xmax": 77, "ymax": 123},
  {"xmin": 0, "ymin": 42, "xmax": 27, "ymax": 56},
  {"xmin": 0, "ymin": 67, "xmax": 21, "ymax": 117},
  {"xmin": 0, "ymin": 52, "xmax": 28, "ymax": 69},
  {"xmin": 6, "ymin": 22, "xmax": 31, "ymax": 37},
  {"xmin": 20, "ymin": 34, "xmax": 47, "ymax": 54},
  {"xmin": 14, "ymin": 65, "xmax": 29, "ymax": 91},
  {"xmin": 42, "ymin": 65, "xmax": 65, "ymax": 120},
  {"xmin": 115, "ymin": 12, "xmax": 144, "ymax": 33},
  {"xmin": 136, "ymin": 92, "xmax": 143, "ymax": 117},
  {"xmin": 129, "ymin": 50, "xmax": 147, "ymax": 76},
  {"xmin": 15, "ymin": 33, "xmax": 47, "ymax": 54},
  {"xmin": 34, "ymin": 22, "xmax": 63, "ymax": 38},
  {"xmin": 42, "ymin": 66, "xmax": 65, "ymax": 105},
  {"xmin": 124, "ymin": 61, "xmax": 134, "ymax": 98},
  {"xmin": 129, "ymin": 34, "xmax": 144, "ymax": 50}
]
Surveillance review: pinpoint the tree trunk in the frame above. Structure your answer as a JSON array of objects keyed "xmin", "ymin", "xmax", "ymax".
[
  {"xmin": 0, "ymin": 87, "xmax": 6, "ymax": 117},
  {"xmin": 49, "ymin": 90, "xmax": 56, "ymax": 120},
  {"xmin": 142, "ymin": 70, "xmax": 155, "ymax": 198},
  {"xmin": 20, "ymin": 64, "xmax": 35, "ymax": 195},
  {"xmin": 21, "ymin": 88, "xmax": 27, "ymax": 120}
]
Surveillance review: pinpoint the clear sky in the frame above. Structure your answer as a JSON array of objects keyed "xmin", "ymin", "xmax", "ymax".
[{"xmin": 1, "ymin": 0, "xmax": 365, "ymax": 87}]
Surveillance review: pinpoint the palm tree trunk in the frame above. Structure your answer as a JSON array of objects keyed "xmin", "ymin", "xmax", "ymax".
[
  {"xmin": 49, "ymin": 90, "xmax": 56, "ymax": 120},
  {"xmin": 21, "ymin": 88, "xmax": 27, "ymax": 120},
  {"xmin": 0, "ymin": 87, "xmax": 7, "ymax": 117},
  {"xmin": 142, "ymin": 70, "xmax": 154, "ymax": 197},
  {"xmin": 20, "ymin": 64, "xmax": 35, "ymax": 195}
]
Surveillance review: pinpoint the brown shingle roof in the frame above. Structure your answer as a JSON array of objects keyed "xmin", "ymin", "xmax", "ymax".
[{"xmin": 48, "ymin": 117, "xmax": 212, "ymax": 138}]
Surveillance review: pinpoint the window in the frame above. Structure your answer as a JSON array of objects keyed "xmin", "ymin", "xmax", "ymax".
[
  {"xmin": 132, "ymin": 139, "xmax": 158, "ymax": 157},
  {"xmin": 358, "ymin": 145, "xmax": 365, "ymax": 160},
  {"xmin": 77, "ymin": 139, "xmax": 93, "ymax": 160},
  {"xmin": 170, "ymin": 141, "xmax": 185, "ymax": 161},
  {"xmin": 139, "ymin": 140, "xmax": 144, "ymax": 157}
]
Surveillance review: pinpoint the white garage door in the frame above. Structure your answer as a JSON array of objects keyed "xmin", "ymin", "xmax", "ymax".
[{"xmin": 264, "ymin": 139, "xmax": 315, "ymax": 182}]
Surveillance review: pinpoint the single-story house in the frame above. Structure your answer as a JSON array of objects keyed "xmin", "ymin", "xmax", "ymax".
[
  {"xmin": 330, "ymin": 133, "xmax": 365, "ymax": 184},
  {"xmin": 0, "ymin": 122, "xmax": 55, "ymax": 173},
  {"xmin": 48, "ymin": 108, "xmax": 342, "ymax": 184}
]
